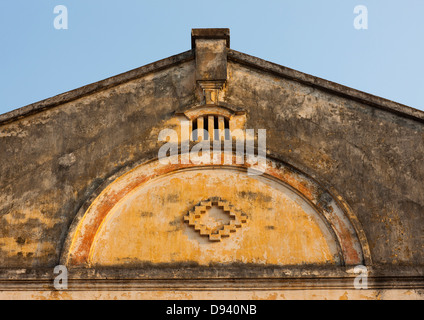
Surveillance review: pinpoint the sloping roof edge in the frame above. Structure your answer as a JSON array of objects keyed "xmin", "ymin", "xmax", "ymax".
[
  {"xmin": 1, "ymin": 48, "xmax": 423, "ymax": 126},
  {"xmin": 228, "ymin": 49, "xmax": 424, "ymax": 123},
  {"xmin": 0, "ymin": 50, "xmax": 194, "ymax": 126}
]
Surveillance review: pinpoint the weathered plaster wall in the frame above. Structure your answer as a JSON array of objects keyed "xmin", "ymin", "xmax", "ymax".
[
  {"xmin": 0, "ymin": 31, "xmax": 423, "ymax": 300},
  {"xmin": 1, "ymin": 56, "xmax": 423, "ymax": 268},
  {"xmin": 0, "ymin": 59, "xmax": 198, "ymax": 267},
  {"xmin": 88, "ymin": 168, "xmax": 339, "ymax": 266},
  {"xmin": 224, "ymin": 60, "xmax": 424, "ymax": 266}
]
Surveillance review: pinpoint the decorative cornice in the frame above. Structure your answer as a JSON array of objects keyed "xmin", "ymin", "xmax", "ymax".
[
  {"xmin": 191, "ymin": 28, "xmax": 230, "ymax": 51},
  {"xmin": 0, "ymin": 277, "xmax": 423, "ymax": 292},
  {"xmin": 0, "ymin": 265, "xmax": 422, "ymax": 291}
]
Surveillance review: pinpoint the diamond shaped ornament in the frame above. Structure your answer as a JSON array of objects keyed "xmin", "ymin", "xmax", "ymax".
[{"xmin": 184, "ymin": 197, "xmax": 248, "ymax": 242}]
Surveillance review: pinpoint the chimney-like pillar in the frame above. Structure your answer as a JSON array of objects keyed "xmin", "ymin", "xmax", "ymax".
[{"xmin": 192, "ymin": 28, "xmax": 229, "ymax": 105}]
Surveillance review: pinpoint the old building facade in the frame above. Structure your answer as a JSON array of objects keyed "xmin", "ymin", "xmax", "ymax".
[{"xmin": 0, "ymin": 29, "xmax": 423, "ymax": 299}]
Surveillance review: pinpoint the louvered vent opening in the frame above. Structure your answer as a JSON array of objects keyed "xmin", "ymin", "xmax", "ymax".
[{"xmin": 191, "ymin": 115, "xmax": 230, "ymax": 141}]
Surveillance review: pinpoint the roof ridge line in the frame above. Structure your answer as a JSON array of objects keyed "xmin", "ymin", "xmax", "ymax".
[{"xmin": 2, "ymin": 48, "xmax": 423, "ymax": 125}]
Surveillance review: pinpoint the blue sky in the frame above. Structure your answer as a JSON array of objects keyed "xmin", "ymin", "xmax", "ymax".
[{"xmin": 0, "ymin": 0, "xmax": 423, "ymax": 115}]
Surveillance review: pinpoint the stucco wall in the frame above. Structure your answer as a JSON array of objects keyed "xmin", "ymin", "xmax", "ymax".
[
  {"xmin": 225, "ymin": 60, "xmax": 424, "ymax": 266},
  {"xmin": 0, "ymin": 59, "xmax": 198, "ymax": 267},
  {"xmin": 0, "ymin": 30, "xmax": 422, "ymax": 298}
]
